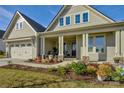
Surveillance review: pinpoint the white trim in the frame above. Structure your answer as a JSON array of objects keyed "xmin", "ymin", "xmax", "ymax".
[
  {"xmin": 88, "ymin": 34, "xmax": 106, "ymax": 54},
  {"xmin": 74, "ymin": 13, "xmax": 81, "ymax": 24},
  {"xmin": 59, "ymin": 17, "xmax": 64, "ymax": 27},
  {"xmin": 65, "ymin": 15, "xmax": 71, "ymax": 26},
  {"xmin": 82, "ymin": 10, "xmax": 90, "ymax": 23}
]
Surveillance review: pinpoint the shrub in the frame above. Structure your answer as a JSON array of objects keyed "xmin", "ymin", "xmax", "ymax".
[
  {"xmin": 48, "ymin": 68, "xmax": 57, "ymax": 73},
  {"xmin": 96, "ymin": 64, "xmax": 113, "ymax": 77},
  {"xmin": 70, "ymin": 62, "xmax": 87, "ymax": 75},
  {"xmin": 86, "ymin": 65, "xmax": 97, "ymax": 75},
  {"xmin": 111, "ymin": 67, "xmax": 124, "ymax": 83},
  {"xmin": 57, "ymin": 66, "xmax": 66, "ymax": 76},
  {"xmin": 0, "ymin": 51, "xmax": 4, "ymax": 55}
]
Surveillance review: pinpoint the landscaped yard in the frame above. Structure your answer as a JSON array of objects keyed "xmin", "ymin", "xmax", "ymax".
[{"xmin": 0, "ymin": 67, "xmax": 124, "ymax": 88}]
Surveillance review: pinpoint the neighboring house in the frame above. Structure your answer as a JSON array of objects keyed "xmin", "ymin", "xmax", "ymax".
[
  {"xmin": 3, "ymin": 5, "xmax": 124, "ymax": 62},
  {"xmin": 3, "ymin": 11, "xmax": 46, "ymax": 59},
  {"xmin": 0, "ymin": 30, "xmax": 5, "ymax": 52}
]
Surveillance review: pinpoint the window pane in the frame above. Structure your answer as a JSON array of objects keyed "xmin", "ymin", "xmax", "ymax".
[
  {"xmin": 88, "ymin": 37, "xmax": 93, "ymax": 52},
  {"xmin": 27, "ymin": 43, "xmax": 32, "ymax": 46},
  {"xmin": 83, "ymin": 12, "xmax": 88, "ymax": 22},
  {"xmin": 21, "ymin": 44, "xmax": 25, "ymax": 47},
  {"xmin": 20, "ymin": 22, "xmax": 23, "ymax": 29},
  {"xmin": 66, "ymin": 16, "xmax": 70, "ymax": 25},
  {"xmin": 16, "ymin": 23, "xmax": 19, "ymax": 30},
  {"xmin": 59, "ymin": 18, "xmax": 64, "ymax": 26},
  {"xmin": 75, "ymin": 14, "xmax": 80, "ymax": 24},
  {"xmin": 96, "ymin": 36, "xmax": 105, "ymax": 53}
]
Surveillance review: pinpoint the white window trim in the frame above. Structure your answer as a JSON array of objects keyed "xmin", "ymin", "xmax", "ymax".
[
  {"xmin": 82, "ymin": 10, "xmax": 90, "ymax": 23},
  {"xmin": 15, "ymin": 21, "xmax": 24, "ymax": 30},
  {"xmin": 65, "ymin": 15, "xmax": 71, "ymax": 26},
  {"xmin": 20, "ymin": 21, "xmax": 24, "ymax": 30},
  {"xmin": 74, "ymin": 13, "xmax": 81, "ymax": 24},
  {"xmin": 88, "ymin": 36, "xmax": 94, "ymax": 53},
  {"xmin": 59, "ymin": 17, "xmax": 64, "ymax": 27},
  {"xmin": 88, "ymin": 34, "xmax": 106, "ymax": 54}
]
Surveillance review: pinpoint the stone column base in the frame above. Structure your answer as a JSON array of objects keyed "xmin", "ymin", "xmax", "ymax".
[
  {"xmin": 82, "ymin": 56, "xmax": 89, "ymax": 63},
  {"xmin": 58, "ymin": 55, "xmax": 64, "ymax": 62},
  {"xmin": 42, "ymin": 55, "xmax": 45, "ymax": 59}
]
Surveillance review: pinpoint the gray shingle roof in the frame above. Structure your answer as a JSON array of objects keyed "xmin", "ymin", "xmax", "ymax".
[
  {"xmin": 19, "ymin": 11, "xmax": 46, "ymax": 32},
  {"xmin": 0, "ymin": 30, "xmax": 5, "ymax": 39}
]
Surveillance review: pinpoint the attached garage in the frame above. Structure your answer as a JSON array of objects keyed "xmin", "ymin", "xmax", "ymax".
[
  {"xmin": 3, "ymin": 11, "xmax": 46, "ymax": 60},
  {"xmin": 10, "ymin": 42, "xmax": 33, "ymax": 59}
]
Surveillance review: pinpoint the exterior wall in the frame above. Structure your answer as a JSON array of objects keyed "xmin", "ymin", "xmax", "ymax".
[
  {"xmin": 0, "ymin": 39, "xmax": 5, "ymax": 52},
  {"xmin": 48, "ymin": 5, "xmax": 112, "ymax": 31},
  {"xmin": 45, "ymin": 38, "xmax": 58, "ymax": 55},
  {"xmin": 8, "ymin": 17, "xmax": 35, "ymax": 39},
  {"xmin": 106, "ymin": 32, "xmax": 115, "ymax": 61}
]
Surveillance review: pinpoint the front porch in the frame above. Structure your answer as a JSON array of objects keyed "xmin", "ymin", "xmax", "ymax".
[{"xmin": 40, "ymin": 30, "xmax": 119, "ymax": 62}]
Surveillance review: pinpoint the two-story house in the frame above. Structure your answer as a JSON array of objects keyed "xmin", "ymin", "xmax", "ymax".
[{"xmin": 3, "ymin": 5, "xmax": 124, "ymax": 62}]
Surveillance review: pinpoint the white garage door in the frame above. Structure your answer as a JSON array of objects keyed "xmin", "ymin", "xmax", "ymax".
[{"xmin": 11, "ymin": 43, "xmax": 33, "ymax": 59}]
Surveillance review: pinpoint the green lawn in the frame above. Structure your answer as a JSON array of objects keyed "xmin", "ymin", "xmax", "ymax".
[{"xmin": 0, "ymin": 68, "xmax": 124, "ymax": 88}]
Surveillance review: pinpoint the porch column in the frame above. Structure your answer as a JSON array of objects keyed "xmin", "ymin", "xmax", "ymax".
[
  {"xmin": 82, "ymin": 33, "xmax": 89, "ymax": 62},
  {"xmin": 115, "ymin": 31, "xmax": 121, "ymax": 56},
  {"xmin": 58, "ymin": 35, "xmax": 64, "ymax": 61},
  {"xmin": 41, "ymin": 36, "xmax": 45, "ymax": 58},
  {"xmin": 5, "ymin": 42, "xmax": 9, "ymax": 58}
]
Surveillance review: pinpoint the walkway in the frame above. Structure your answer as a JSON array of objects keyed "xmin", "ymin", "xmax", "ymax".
[{"xmin": 0, "ymin": 58, "xmax": 79, "ymax": 68}]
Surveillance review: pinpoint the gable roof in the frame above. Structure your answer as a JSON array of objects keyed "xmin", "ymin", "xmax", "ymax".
[
  {"xmin": 3, "ymin": 11, "xmax": 46, "ymax": 39},
  {"xmin": 45, "ymin": 5, "xmax": 115, "ymax": 31},
  {"xmin": 19, "ymin": 12, "xmax": 46, "ymax": 32},
  {"xmin": 0, "ymin": 30, "xmax": 5, "ymax": 39}
]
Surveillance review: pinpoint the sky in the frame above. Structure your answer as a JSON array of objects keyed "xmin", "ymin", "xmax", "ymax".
[{"xmin": 1, "ymin": 5, "xmax": 124, "ymax": 31}]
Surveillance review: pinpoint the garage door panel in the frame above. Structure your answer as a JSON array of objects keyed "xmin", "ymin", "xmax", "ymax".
[{"xmin": 11, "ymin": 42, "xmax": 33, "ymax": 59}]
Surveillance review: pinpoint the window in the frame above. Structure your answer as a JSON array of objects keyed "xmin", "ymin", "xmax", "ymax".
[
  {"xmin": 21, "ymin": 44, "xmax": 25, "ymax": 47},
  {"xmin": 59, "ymin": 17, "xmax": 64, "ymax": 26},
  {"xmin": 20, "ymin": 22, "xmax": 23, "ymax": 29},
  {"xmin": 88, "ymin": 37, "xmax": 94, "ymax": 52},
  {"xmin": 83, "ymin": 12, "xmax": 89, "ymax": 22},
  {"xmin": 15, "ymin": 22, "xmax": 23, "ymax": 30},
  {"xmin": 15, "ymin": 44, "xmax": 19, "ymax": 47},
  {"xmin": 66, "ymin": 16, "xmax": 70, "ymax": 25},
  {"xmin": 75, "ymin": 14, "xmax": 80, "ymax": 24},
  {"xmin": 95, "ymin": 36, "xmax": 105, "ymax": 53},
  {"xmin": 27, "ymin": 43, "xmax": 32, "ymax": 46},
  {"xmin": 16, "ymin": 23, "xmax": 19, "ymax": 30}
]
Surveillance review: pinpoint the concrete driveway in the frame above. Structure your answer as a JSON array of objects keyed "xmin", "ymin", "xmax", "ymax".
[{"xmin": 0, "ymin": 58, "xmax": 11, "ymax": 66}]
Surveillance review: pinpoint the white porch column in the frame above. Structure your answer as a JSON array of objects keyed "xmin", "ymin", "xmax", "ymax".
[
  {"xmin": 58, "ymin": 35, "xmax": 64, "ymax": 61},
  {"xmin": 41, "ymin": 36, "xmax": 45, "ymax": 58},
  {"xmin": 81, "ymin": 33, "xmax": 89, "ymax": 62},
  {"xmin": 5, "ymin": 42, "xmax": 9, "ymax": 58},
  {"xmin": 85, "ymin": 33, "xmax": 89, "ymax": 56},
  {"xmin": 115, "ymin": 31, "xmax": 121, "ymax": 56}
]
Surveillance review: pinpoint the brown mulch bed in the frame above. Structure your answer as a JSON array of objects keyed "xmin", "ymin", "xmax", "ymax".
[{"xmin": 1, "ymin": 64, "xmax": 95, "ymax": 81}]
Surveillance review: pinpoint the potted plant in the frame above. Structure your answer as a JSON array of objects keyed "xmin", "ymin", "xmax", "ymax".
[
  {"xmin": 113, "ymin": 57, "xmax": 121, "ymax": 63},
  {"xmin": 96, "ymin": 64, "xmax": 113, "ymax": 81}
]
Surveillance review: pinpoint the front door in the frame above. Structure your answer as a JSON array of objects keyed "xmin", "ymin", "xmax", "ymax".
[{"xmin": 64, "ymin": 42, "xmax": 76, "ymax": 58}]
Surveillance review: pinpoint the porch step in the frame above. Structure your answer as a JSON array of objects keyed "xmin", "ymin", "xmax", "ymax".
[{"xmin": 64, "ymin": 58, "xmax": 76, "ymax": 61}]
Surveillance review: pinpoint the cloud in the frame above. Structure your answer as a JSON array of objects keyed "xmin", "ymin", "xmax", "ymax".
[
  {"xmin": 0, "ymin": 7, "xmax": 13, "ymax": 19},
  {"xmin": 0, "ymin": 7, "xmax": 13, "ymax": 30},
  {"xmin": 47, "ymin": 6, "xmax": 57, "ymax": 16}
]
